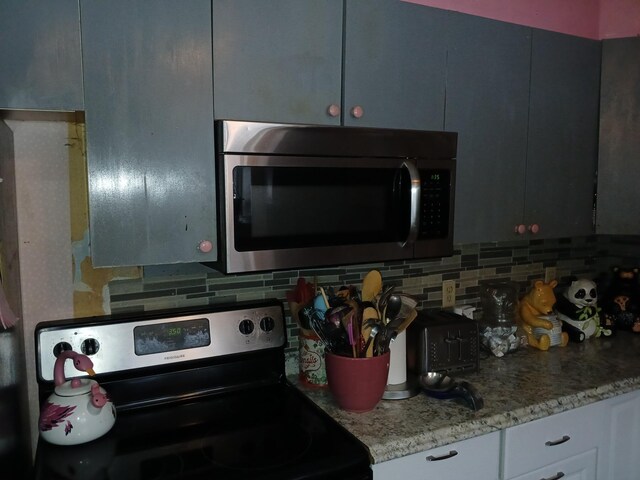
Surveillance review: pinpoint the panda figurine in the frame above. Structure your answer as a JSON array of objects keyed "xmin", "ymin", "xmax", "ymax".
[{"xmin": 555, "ymin": 278, "xmax": 611, "ymax": 342}]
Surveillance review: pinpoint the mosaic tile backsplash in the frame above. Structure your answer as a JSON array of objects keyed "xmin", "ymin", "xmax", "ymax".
[{"xmin": 108, "ymin": 235, "xmax": 640, "ymax": 372}]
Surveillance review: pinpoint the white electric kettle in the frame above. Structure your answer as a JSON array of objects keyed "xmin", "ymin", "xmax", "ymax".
[{"xmin": 39, "ymin": 350, "xmax": 116, "ymax": 445}]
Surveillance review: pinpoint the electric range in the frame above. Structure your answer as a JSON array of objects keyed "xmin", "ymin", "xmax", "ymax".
[{"xmin": 32, "ymin": 299, "xmax": 372, "ymax": 479}]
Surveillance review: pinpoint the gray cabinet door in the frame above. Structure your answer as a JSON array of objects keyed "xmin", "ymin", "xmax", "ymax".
[
  {"xmin": 597, "ymin": 37, "xmax": 640, "ymax": 235},
  {"xmin": 212, "ymin": 0, "xmax": 343, "ymax": 125},
  {"xmin": 525, "ymin": 29, "xmax": 600, "ymax": 239},
  {"xmin": 342, "ymin": 1, "xmax": 447, "ymax": 130},
  {"xmin": 81, "ymin": 0, "xmax": 217, "ymax": 267},
  {"xmin": 0, "ymin": 0, "xmax": 83, "ymax": 111},
  {"xmin": 445, "ymin": 13, "xmax": 531, "ymax": 244}
]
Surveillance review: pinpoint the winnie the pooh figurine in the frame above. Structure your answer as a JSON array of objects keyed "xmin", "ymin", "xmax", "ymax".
[{"xmin": 519, "ymin": 280, "xmax": 569, "ymax": 351}]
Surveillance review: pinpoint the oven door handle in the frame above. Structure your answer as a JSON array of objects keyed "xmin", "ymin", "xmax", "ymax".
[{"xmin": 402, "ymin": 160, "xmax": 421, "ymax": 246}]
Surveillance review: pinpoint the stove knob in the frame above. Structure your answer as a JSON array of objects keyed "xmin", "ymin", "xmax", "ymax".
[
  {"xmin": 53, "ymin": 342, "xmax": 73, "ymax": 357},
  {"xmin": 81, "ymin": 338, "xmax": 100, "ymax": 355},
  {"xmin": 260, "ymin": 316, "xmax": 275, "ymax": 332},
  {"xmin": 239, "ymin": 319, "xmax": 254, "ymax": 335}
]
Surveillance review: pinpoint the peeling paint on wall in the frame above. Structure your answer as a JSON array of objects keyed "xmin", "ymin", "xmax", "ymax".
[{"xmin": 68, "ymin": 118, "xmax": 140, "ymax": 317}]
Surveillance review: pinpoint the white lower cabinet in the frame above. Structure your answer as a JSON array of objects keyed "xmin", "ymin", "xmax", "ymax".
[
  {"xmin": 373, "ymin": 392, "xmax": 640, "ymax": 479},
  {"xmin": 509, "ymin": 449, "xmax": 597, "ymax": 480},
  {"xmin": 372, "ymin": 431, "xmax": 501, "ymax": 480},
  {"xmin": 503, "ymin": 401, "xmax": 606, "ymax": 480},
  {"xmin": 598, "ymin": 390, "xmax": 640, "ymax": 480}
]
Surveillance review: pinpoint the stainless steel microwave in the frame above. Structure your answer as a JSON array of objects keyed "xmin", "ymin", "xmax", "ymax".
[{"xmin": 207, "ymin": 120, "xmax": 457, "ymax": 274}]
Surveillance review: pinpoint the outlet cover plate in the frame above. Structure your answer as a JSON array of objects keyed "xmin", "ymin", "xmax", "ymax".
[{"xmin": 442, "ymin": 280, "xmax": 456, "ymax": 308}]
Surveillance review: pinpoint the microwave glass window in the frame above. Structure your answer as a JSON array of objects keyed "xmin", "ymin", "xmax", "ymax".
[{"xmin": 232, "ymin": 166, "xmax": 410, "ymax": 251}]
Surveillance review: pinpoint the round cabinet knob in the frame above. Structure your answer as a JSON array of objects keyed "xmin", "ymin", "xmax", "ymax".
[
  {"xmin": 514, "ymin": 224, "xmax": 526, "ymax": 235},
  {"xmin": 350, "ymin": 105, "xmax": 364, "ymax": 119},
  {"xmin": 197, "ymin": 240, "xmax": 213, "ymax": 253},
  {"xmin": 528, "ymin": 224, "xmax": 540, "ymax": 234},
  {"xmin": 327, "ymin": 104, "xmax": 340, "ymax": 117}
]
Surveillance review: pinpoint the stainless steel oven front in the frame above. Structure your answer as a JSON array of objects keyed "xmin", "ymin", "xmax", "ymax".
[{"xmin": 210, "ymin": 120, "xmax": 457, "ymax": 274}]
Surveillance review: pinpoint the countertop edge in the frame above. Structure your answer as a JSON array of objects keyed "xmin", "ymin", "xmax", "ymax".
[{"xmin": 365, "ymin": 377, "xmax": 640, "ymax": 463}]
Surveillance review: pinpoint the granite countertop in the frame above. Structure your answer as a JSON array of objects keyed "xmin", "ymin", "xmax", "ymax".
[{"xmin": 295, "ymin": 331, "xmax": 640, "ymax": 464}]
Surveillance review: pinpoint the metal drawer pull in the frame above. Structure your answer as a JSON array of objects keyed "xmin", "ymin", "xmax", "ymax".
[
  {"xmin": 541, "ymin": 472, "xmax": 565, "ymax": 480},
  {"xmin": 545, "ymin": 435, "xmax": 570, "ymax": 446},
  {"xmin": 426, "ymin": 450, "xmax": 458, "ymax": 461}
]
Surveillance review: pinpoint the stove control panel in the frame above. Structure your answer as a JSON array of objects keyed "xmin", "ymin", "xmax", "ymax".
[{"xmin": 36, "ymin": 302, "xmax": 286, "ymax": 383}]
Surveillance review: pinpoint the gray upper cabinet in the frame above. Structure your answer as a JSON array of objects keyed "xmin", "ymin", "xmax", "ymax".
[
  {"xmin": 446, "ymin": 13, "xmax": 531, "ymax": 244},
  {"xmin": 448, "ymin": 13, "xmax": 601, "ymax": 244},
  {"xmin": 343, "ymin": 1, "xmax": 447, "ymax": 130},
  {"xmin": 212, "ymin": 0, "xmax": 447, "ymax": 130},
  {"xmin": 212, "ymin": 0, "xmax": 343, "ymax": 125},
  {"xmin": 525, "ymin": 29, "xmax": 600, "ymax": 239},
  {"xmin": 597, "ymin": 37, "xmax": 640, "ymax": 235},
  {"xmin": 81, "ymin": 0, "xmax": 217, "ymax": 267},
  {"xmin": 0, "ymin": 0, "xmax": 83, "ymax": 111}
]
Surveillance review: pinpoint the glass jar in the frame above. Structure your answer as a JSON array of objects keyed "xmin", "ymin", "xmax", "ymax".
[{"xmin": 479, "ymin": 280, "xmax": 520, "ymax": 356}]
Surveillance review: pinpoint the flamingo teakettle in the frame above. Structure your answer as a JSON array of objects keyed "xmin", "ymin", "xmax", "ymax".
[{"xmin": 39, "ymin": 350, "xmax": 116, "ymax": 445}]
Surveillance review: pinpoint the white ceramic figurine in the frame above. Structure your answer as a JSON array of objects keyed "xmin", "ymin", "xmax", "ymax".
[{"xmin": 555, "ymin": 278, "xmax": 611, "ymax": 342}]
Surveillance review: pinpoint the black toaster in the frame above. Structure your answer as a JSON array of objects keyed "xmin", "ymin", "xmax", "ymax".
[{"xmin": 407, "ymin": 309, "xmax": 479, "ymax": 375}]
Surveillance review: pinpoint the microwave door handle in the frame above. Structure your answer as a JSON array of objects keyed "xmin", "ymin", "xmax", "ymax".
[{"xmin": 402, "ymin": 161, "xmax": 421, "ymax": 246}]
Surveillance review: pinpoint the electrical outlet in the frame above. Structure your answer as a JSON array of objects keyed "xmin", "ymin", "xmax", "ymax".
[
  {"xmin": 545, "ymin": 267, "xmax": 557, "ymax": 283},
  {"xmin": 442, "ymin": 280, "xmax": 456, "ymax": 308}
]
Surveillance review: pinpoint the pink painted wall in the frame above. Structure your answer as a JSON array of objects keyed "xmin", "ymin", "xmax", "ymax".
[
  {"xmin": 600, "ymin": 0, "xmax": 640, "ymax": 39},
  {"xmin": 403, "ymin": 0, "xmax": 640, "ymax": 39}
]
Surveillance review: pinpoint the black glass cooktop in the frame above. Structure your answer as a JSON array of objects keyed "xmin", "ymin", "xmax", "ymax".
[{"xmin": 33, "ymin": 382, "xmax": 372, "ymax": 480}]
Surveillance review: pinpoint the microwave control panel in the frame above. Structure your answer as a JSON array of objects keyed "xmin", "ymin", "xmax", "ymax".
[{"xmin": 419, "ymin": 169, "xmax": 451, "ymax": 238}]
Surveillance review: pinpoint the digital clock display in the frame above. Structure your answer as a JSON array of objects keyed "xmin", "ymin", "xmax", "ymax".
[{"xmin": 134, "ymin": 318, "xmax": 211, "ymax": 356}]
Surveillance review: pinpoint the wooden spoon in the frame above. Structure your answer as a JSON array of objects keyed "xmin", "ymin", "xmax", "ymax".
[
  {"xmin": 396, "ymin": 309, "xmax": 418, "ymax": 334},
  {"xmin": 361, "ymin": 270, "xmax": 382, "ymax": 303}
]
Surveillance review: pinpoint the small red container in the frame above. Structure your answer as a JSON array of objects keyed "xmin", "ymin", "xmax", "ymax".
[{"xmin": 325, "ymin": 351, "xmax": 390, "ymax": 413}]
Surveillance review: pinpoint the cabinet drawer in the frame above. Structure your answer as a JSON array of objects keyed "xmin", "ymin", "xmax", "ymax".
[
  {"xmin": 373, "ymin": 431, "xmax": 500, "ymax": 480},
  {"xmin": 503, "ymin": 402, "xmax": 605, "ymax": 479},
  {"xmin": 508, "ymin": 448, "xmax": 597, "ymax": 480}
]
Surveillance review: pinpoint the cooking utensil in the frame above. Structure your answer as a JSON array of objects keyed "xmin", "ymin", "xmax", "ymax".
[
  {"xmin": 308, "ymin": 307, "xmax": 350, "ymax": 355},
  {"xmin": 362, "ymin": 270, "xmax": 383, "ymax": 303},
  {"xmin": 313, "ymin": 294, "xmax": 328, "ymax": 314},
  {"xmin": 384, "ymin": 293, "xmax": 402, "ymax": 323},
  {"xmin": 375, "ymin": 285, "xmax": 394, "ymax": 320},
  {"xmin": 361, "ymin": 307, "xmax": 379, "ymax": 358},
  {"xmin": 361, "ymin": 324, "xmax": 380, "ymax": 358},
  {"xmin": 374, "ymin": 328, "xmax": 397, "ymax": 356},
  {"xmin": 419, "ymin": 372, "xmax": 484, "ymax": 411},
  {"xmin": 319, "ymin": 286, "xmax": 330, "ymax": 309},
  {"xmin": 396, "ymin": 308, "xmax": 418, "ymax": 334}
]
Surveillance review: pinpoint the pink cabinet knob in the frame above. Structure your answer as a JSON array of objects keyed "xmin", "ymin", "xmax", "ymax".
[
  {"xmin": 327, "ymin": 104, "xmax": 340, "ymax": 117},
  {"xmin": 197, "ymin": 240, "xmax": 213, "ymax": 253},
  {"xmin": 350, "ymin": 105, "xmax": 364, "ymax": 119},
  {"xmin": 528, "ymin": 224, "xmax": 540, "ymax": 234},
  {"xmin": 514, "ymin": 224, "xmax": 526, "ymax": 235}
]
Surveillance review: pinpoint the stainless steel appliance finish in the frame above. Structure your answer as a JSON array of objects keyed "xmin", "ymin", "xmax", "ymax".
[
  {"xmin": 211, "ymin": 120, "xmax": 457, "ymax": 273},
  {"xmin": 37, "ymin": 304, "xmax": 285, "ymax": 382},
  {"xmin": 33, "ymin": 300, "xmax": 372, "ymax": 479},
  {"xmin": 407, "ymin": 310, "xmax": 479, "ymax": 375}
]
